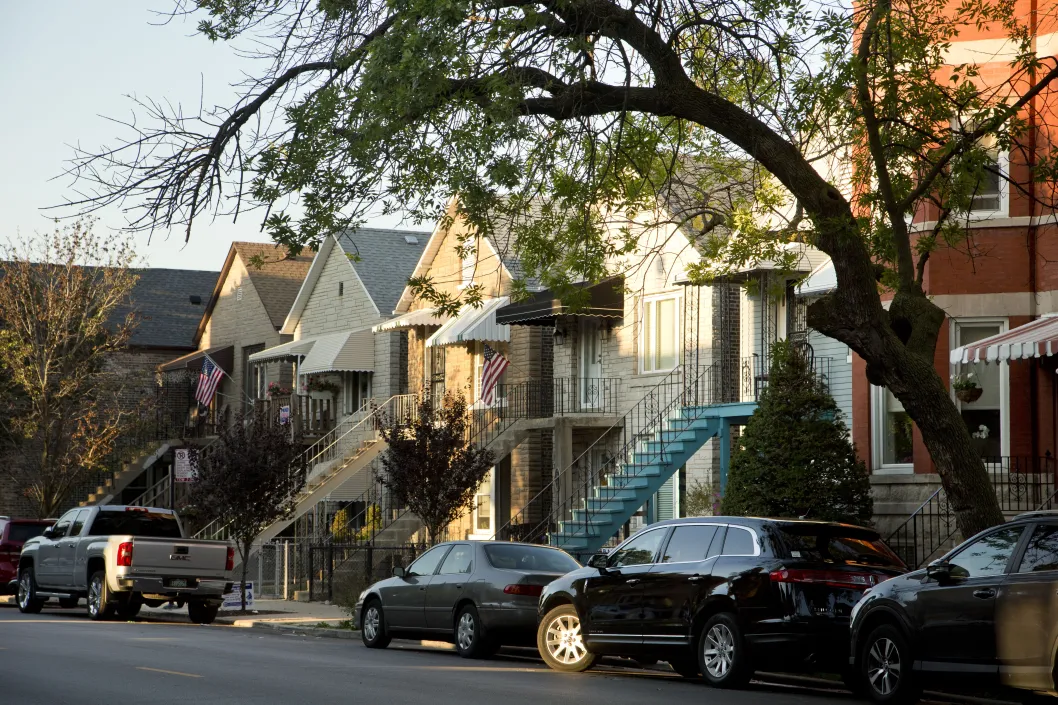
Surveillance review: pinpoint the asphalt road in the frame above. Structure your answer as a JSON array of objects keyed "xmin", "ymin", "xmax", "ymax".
[{"xmin": 0, "ymin": 606, "xmax": 927, "ymax": 705}]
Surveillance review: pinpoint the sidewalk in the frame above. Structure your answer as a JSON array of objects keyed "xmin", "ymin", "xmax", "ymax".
[{"xmin": 140, "ymin": 598, "xmax": 350, "ymax": 627}]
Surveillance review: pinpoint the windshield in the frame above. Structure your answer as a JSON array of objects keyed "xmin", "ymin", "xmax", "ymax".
[
  {"xmin": 7, "ymin": 523, "xmax": 48, "ymax": 543},
  {"xmin": 87, "ymin": 511, "xmax": 183, "ymax": 538},
  {"xmin": 484, "ymin": 544, "xmax": 580, "ymax": 573},
  {"xmin": 777, "ymin": 526, "xmax": 906, "ymax": 570}
]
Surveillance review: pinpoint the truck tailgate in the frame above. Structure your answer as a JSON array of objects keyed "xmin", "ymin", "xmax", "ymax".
[{"xmin": 130, "ymin": 538, "xmax": 229, "ymax": 578}]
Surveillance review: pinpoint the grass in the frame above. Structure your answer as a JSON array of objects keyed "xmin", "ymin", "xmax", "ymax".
[{"xmin": 313, "ymin": 620, "xmax": 356, "ymax": 630}]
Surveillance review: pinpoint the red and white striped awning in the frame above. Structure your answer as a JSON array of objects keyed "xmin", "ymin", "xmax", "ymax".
[{"xmin": 949, "ymin": 315, "xmax": 1058, "ymax": 364}]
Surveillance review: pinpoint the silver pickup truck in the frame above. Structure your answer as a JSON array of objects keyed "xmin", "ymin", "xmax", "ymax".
[{"xmin": 12, "ymin": 505, "xmax": 233, "ymax": 624}]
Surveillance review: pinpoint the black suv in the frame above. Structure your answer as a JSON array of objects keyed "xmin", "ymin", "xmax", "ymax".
[
  {"xmin": 850, "ymin": 511, "xmax": 1058, "ymax": 704},
  {"xmin": 536, "ymin": 516, "xmax": 906, "ymax": 686}
]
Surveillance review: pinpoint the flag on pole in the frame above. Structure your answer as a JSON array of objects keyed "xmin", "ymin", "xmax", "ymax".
[
  {"xmin": 480, "ymin": 344, "xmax": 510, "ymax": 405},
  {"xmin": 195, "ymin": 356, "xmax": 225, "ymax": 407}
]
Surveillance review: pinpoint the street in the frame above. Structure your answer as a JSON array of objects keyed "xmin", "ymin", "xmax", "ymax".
[{"xmin": 0, "ymin": 607, "xmax": 876, "ymax": 705}]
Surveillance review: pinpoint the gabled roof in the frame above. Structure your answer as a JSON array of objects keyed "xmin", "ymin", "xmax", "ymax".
[
  {"xmin": 195, "ymin": 242, "xmax": 314, "ymax": 344},
  {"xmin": 122, "ymin": 268, "xmax": 219, "ymax": 349},
  {"xmin": 281, "ymin": 229, "xmax": 429, "ymax": 333}
]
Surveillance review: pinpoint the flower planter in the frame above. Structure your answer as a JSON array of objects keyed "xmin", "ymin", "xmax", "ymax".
[
  {"xmin": 309, "ymin": 390, "xmax": 336, "ymax": 401},
  {"xmin": 956, "ymin": 387, "xmax": 983, "ymax": 403}
]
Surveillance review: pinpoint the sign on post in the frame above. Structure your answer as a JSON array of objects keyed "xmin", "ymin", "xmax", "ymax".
[
  {"xmin": 221, "ymin": 581, "xmax": 254, "ymax": 610},
  {"xmin": 174, "ymin": 448, "xmax": 198, "ymax": 483},
  {"xmin": 279, "ymin": 405, "xmax": 291, "ymax": 425}
]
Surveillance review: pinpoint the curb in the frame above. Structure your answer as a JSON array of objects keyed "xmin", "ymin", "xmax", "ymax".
[{"xmin": 250, "ymin": 622, "xmax": 361, "ymax": 639}]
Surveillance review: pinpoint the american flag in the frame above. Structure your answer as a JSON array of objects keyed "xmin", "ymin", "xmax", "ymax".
[
  {"xmin": 480, "ymin": 344, "xmax": 510, "ymax": 406},
  {"xmin": 195, "ymin": 356, "xmax": 225, "ymax": 407}
]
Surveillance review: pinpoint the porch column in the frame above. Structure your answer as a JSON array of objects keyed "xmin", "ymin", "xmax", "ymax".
[
  {"xmin": 553, "ymin": 418, "xmax": 574, "ymax": 522},
  {"xmin": 718, "ymin": 418, "xmax": 732, "ymax": 496}
]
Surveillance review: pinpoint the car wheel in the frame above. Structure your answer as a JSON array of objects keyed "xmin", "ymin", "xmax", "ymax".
[
  {"xmin": 668, "ymin": 655, "xmax": 700, "ymax": 678},
  {"xmin": 454, "ymin": 604, "xmax": 497, "ymax": 659},
  {"xmin": 698, "ymin": 613, "xmax": 751, "ymax": 688},
  {"xmin": 17, "ymin": 568, "xmax": 44, "ymax": 614},
  {"xmin": 537, "ymin": 604, "xmax": 597, "ymax": 673},
  {"xmin": 361, "ymin": 599, "xmax": 391, "ymax": 649},
  {"xmin": 58, "ymin": 596, "xmax": 79, "ymax": 609},
  {"xmin": 187, "ymin": 601, "xmax": 219, "ymax": 624},
  {"xmin": 860, "ymin": 624, "xmax": 921, "ymax": 704},
  {"xmin": 87, "ymin": 570, "xmax": 116, "ymax": 621}
]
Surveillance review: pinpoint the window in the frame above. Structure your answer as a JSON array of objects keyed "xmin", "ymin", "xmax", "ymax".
[
  {"xmin": 460, "ymin": 239, "xmax": 476, "ymax": 287},
  {"xmin": 407, "ymin": 545, "xmax": 450, "ymax": 577},
  {"xmin": 640, "ymin": 296, "xmax": 680, "ymax": 373},
  {"xmin": 6, "ymin": 523, "xmax": 47, "ymax": 544},
  {"xmin": 338, "ymin": 281, "xmax": 344, "ymax": 297},
  {"xmin": 777, "ymin": 525, "xmax": 906, "ymax": 569},
  {"xmin": 948, "ymin": 526, "xmax": 1024, "ymax": 579},
  {"xmin": 722, "ymin": 526, "xmax": 758, "ymax": 556},
  {"xmin": 50, "ymin": 510, "xmax": 77, "ymax": 539},
  {"xmin": 953, "ymin": 116, "xmax": 1007, "ymax": 215},
  {"xmin": 475, "ymin": 493, "xmax": 491, "ymax": 532},
  {"xmin": 873, "ymin": 386, "xmax": 915, "ymax": 469},
  {"xmin": 439, "ymin": 544, "xmax": 474, "ymax": 574},
  {"xmin": 951, "ymin": 320, "xmax": 1008, "ymax": 459},
  {"xmin": 661, "ymin": 525, "xmax": 720, "ymax": 563},
  {"xmin": 608, "ymin": 528, "xmax": 666, "ymax": 567},
  {"xmin": 87, "ymin": 510, "xmax": 183, "ymax": 538},
  {"xmin": 484, "ymin": 544, "xmax": 580, "ymax": 572},
  {"xmin": 1018, "ymin": 525, "xmax": 1058, "ymax": 573},
  {"xmin": 69, "ymin": 510, "xmax": 91, "ymax": 538}
]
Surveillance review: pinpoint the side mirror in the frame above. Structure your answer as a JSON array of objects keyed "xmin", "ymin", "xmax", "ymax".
[
  {"xmin": 41, "ymin": 526, "xmax": 55, "ymax": 540},
  {"xmin": 926, "ymin": 560, "xmax": 951, "ymax": 583},
  {"xmin": 392, "ymin": 566, "xmax": 406, "ymax": 579},
  {"xmin": 587, "ymin": 553, "xmax": 609, "ymax": 571}
]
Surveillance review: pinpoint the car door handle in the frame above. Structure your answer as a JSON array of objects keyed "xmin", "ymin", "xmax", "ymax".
[
  {"xmin": 419, "ymin": 586, "xmax": 426, "ymax": 591},
  {"xmin": 973, "ymin": 588, "xmax": 997, "ymax": 599},
  {"xmin": 454, "ymin": 584, "xmax": 463, "ymax": 589},
  {"xmin": 626, "ymin": 578, "xmax": 641, "ymax": 586},
  {"xmin": 688, "ymin": 575, "xmax": 703, "ymax": 582}
]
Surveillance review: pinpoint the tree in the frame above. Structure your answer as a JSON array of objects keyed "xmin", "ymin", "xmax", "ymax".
[
  {"xmin": 0, "ymin": 221, "xmax": 142, "ymax": 518},
  {"xmin": 378, "ymin": 392, "xmax": 495, "ymax": 544},
  {"xmin": 188, "ymin": 409, "xmax": 305, "ymax": 610},
  {"xmin": 722, "ymin": 342, "xmax": 873, "ymax": 524},
  {"xmin": 65, "ymin": 0, "xmax": 1058, "ymax": 535}
]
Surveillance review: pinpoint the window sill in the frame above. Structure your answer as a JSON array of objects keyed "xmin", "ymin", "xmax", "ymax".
[{"xmin": 872, "ymin": 463, "xmax": 915, "ymax": 476}]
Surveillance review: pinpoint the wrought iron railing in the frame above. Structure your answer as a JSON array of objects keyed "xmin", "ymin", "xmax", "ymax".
[
  {"xmin": 127, "ymin": 475, "xmax": 173, "ymax": 509},
  {"xmin": 741, "ymin": 355, "xmax": 833, "ymax": 400},
  {"xmin": 495, "ymin": 377, "xmax": 621, "ymax": 417}
]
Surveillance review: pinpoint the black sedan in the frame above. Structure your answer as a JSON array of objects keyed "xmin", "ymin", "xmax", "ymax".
[
  {"xmin": 850, "ymin": 510, "xmax": 1058, "ymax": 705},
  {"xmin": 537, "ymin": 516, "xmax": 906, "ymax": 686},
  {"xmin": 354, "ymin": 540, "xmax": 580, "ymax": 657}
]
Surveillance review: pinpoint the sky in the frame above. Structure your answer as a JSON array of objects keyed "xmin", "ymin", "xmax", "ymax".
[{"xmin": 0, "ymin": 1, "xmax": 402, "ymax": 272}]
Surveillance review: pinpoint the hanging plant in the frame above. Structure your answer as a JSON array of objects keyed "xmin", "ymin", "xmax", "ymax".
[{"xmin": 951, "ymin": 373, "xmax": 982, "ymax": 403}]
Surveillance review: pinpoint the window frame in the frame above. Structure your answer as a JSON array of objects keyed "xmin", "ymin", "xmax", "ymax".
[
  {"xmin": 870, "ymin": 384, "xmax": 915, "ymax": 475},
  {"xmin": 1015, "ymin": 523, "xmax": 1058, "ymax": 574},
  {"xmin": 639, "ymin": 293, "xmax": 682, "ymax": 374},
  {"xmin": 721, "ymin": 525, "xmax": 761, "ymax": 557},
  {"xmin": 606, "ymin": 526, "xmax": 670, "ymax": 568},
  {"xmin": 438, "ymin": 543, "xmax": 474, "ymax": 575},
  {"xmin": 946, "ymin": 525, "xmax": 1027, "ymax": 580},
  {"xmin": 406, "ymin": 544, "xmax": 453, "ymax": 577},
  {"xmin": 949, "ymin": 317, "xmax": 1010, "ymax": 459},
  {"xmin": 951, "ymin": 116, "xmax": 1010, "ymax": 220},
  {"xmin": 658, "ymin": 523, "xmax": 725, "ymax": 565}
]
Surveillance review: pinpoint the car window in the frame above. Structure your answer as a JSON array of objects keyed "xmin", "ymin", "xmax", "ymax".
[
  {"xmin": 51, "ymin": 510, "xmax": 78, "ymax": 539},
  {"xmin": 608, "ymin": 529, "xmax": 666, "ymax": 568},
  {"xmin": 484, "ymin": 544, "xmax": 580, "ymax": 572},
  {"xmin": 776, "ymin": 525, "xmax": 906, "ymax": 569},
  {"xmin": 6, "ymin": 523, "xmax": 47, "ymax": 544},
  {"xmin": 722, "ymin": 526, "xmax": 757, "ymax": 556},
  {"xmin": 949, "ymin": 526, "xmax": 1024, "ymax": 579},
  {"xmin": 661, "ymin": 525, "xmax": 720, "ymax": 563},
  {"xmin": 1017, "ymin": 524, "xmax": 1058, "ymax": 573},
  {"xmin": 439, "ymin": 544, "xmax": 473, "ymax": 575},
  {"xmin": 407, "ymin": 545, "xmax": 450, "ymax": 577},
  {"xmin": 69, "ymin": 510, "xmax": 91, "ymax": 537},
  {"xmin": 86, "ymin": 510, "xmax": 182, "ymax": 538}
]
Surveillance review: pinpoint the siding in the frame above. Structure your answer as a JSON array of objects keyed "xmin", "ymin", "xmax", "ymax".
[{"xmin": 808, "ymin": 329, "xmax": 854, "ymax": 427}]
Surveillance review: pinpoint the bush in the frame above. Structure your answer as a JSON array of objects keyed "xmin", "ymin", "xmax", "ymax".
[
  {"xmin": 684, "ymin": 480, "xmax": 719, "ymax": 517},
  {"xmin": 721, "ymin": 341, "xmax": 872, "ymax": 524}
]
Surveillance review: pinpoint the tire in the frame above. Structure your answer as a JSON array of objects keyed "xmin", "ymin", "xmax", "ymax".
[
  {"xmin": 454, "ymin": 604, "xmax": 497, "ymax": 659},
  {"xmin": 187, "ymin": 601, "xmax": 219, "ymax": 625},
  {"xmin": 537, "ymin": 604, "xmax": 597, "ymax": 673},
  {"xmin": 16, "ymin": 567, "xmax": 44, "ymax": 614},
  {"xmin": 58, "ymin": 596, "xmax": 79, "ymax": 609},
  {"xmin": 361, "ymin": 599, "xmax": 391, "ymax": 649},
  {"xmin": 859, "ymin": 624, "xmax": 921, "ymax": 705},
  {"xmin": 87, "ymin": 570, "xmax": 116, "ymax": 621},
  {"xmin": 669, "ymin": 655, "xmax": 701, "ymax": 678},
  {"xmin": 698, "ymin": 613, "xmax": 751, "ymax": 688}
]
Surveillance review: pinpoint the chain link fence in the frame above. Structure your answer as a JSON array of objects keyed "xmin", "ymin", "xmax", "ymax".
[{"xmin": 306, "ymin": 544, "xmax": 423, "ymax": 605}]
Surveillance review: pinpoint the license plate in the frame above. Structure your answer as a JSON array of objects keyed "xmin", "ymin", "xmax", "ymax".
[{"xmin": 168, "ymin": 578, "xmax": 188, "ymax": 588}]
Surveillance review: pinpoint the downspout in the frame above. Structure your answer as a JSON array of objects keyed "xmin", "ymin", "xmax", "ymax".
[{"xmin": 1029, "ymin": 0, "xmax": 1040, "ymax": 460}]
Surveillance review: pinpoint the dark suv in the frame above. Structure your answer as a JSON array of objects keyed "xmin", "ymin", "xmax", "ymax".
[
  {"xmin": 0, "ymin": 518, "xmax": 53, "ymax": 594},
  {"xmin": 850, "ymin": 510, "xmax": 1058, "ymax": 704},
  {"xmin": 536, "ymin": 516, "xmax": 906, "ymax": 686}
]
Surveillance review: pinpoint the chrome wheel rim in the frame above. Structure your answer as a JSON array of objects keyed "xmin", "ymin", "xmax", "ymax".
[
  {"xmin": 545, "ymin": 614, "xmax": 587, "ymax": 665},
  {"xmin": 88, "ymin": 576, "xmax": 102, "ymax": 617},
  {"xmin": 703, "ymin": 623, "xmax": 735, "ymax": 678},
  {"xmin": 363, "ymin": 606, "xmax": 380, "ymax": 642},
  {"xmin": 17, "ymin": 572, "xmax": 31, "ymax": 609},
  {"xmin": 457, "ymin": 612, "xmax": 475, "ymax": 651},
  {"xmin": 867, "ymin": 637, "xmax": 901, "ymax": 696}
]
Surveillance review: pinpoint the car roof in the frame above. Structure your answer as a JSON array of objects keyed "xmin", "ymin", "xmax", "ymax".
[
  {"xmin": 1012, "ymin": 510, "xmax": 1058, "ymax": 522},
  {"xmin": 651, "ymin": 516, "xmax": 879, "ymax": 533}
]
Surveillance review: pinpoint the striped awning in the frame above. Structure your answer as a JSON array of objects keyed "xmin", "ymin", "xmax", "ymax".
[
  {"xmin": 372, "ymin": 307, "xmax": 448, "ymax": 333},
  {"xmin": 249, "ymin": 330, "xmax": 374, "ymax": 373},
  {"xmin": 248, "ymin": 338, "xmax": 316, "ymax": 364},
  {"xmin": 426, "ymin": 297, "xmax": 511, "ymax": 348},
  {"xmin": 949, "ymin": 316, "xmax": 1058, "ymax": 364}
]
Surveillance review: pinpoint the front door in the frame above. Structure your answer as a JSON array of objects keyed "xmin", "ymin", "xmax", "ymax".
[
  {"xmin": 382, "ymin": 544, "xmax": 451, "ymax": 630},
  {"xmin": 579, "ymin": 321, "xmax": 603, "ymax": 409},
  {"xmin": 641, "ymin": 523, "xmax": 724, "ymax": 645},
  {"xmin": 916, "ymin": 525, "xmax": 1025, "ymax": 672},
  {"xmin": 582, "ymin": 527, "xmax": 668, "ymax": 647},
  {"xmin": 425, "ymin": 544, "xmax": 474, "ymax": 629},
  {"xmin": 997, "ymin": 522, "xmax": 1058, "ymax": 690},
  {"xmin": 36, "ymin": 510, "xmax": 76, "ymax": 587}
]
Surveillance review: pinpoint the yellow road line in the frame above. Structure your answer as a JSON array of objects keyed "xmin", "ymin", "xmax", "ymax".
[{"xmin": 136, "ymin": 666, "xmax": 202, "ymax": 679}]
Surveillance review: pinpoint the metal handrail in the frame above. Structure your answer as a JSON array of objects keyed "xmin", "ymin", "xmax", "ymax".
[{"xmin": 127, "ymin": 475, "xmax": 171, "ymax": 509}]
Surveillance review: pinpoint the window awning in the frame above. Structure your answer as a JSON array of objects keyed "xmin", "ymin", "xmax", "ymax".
[
  {"xmin": 372, "ymin": 307, "xmax": 448, "ymax": 333},
  {"xmin": 426, "ymin": 297, "xmax": 511, "ymax": 348},
  {"xmin": 299, "ymin": 330, "xmax": 375, "ymax": 374},
  {"xmin": 495, "ymin": 276, "xmax": 625, "ymax": 327},
  {"xmin": 248, "ymin": 338, "xmax": 316, "ymax": 364},
  {"xmin": 158, "ymin": 345, "xmax": 234, "ymax": 375},
  {"xmin": 950, "ymin": 315, "xmax": 1058, "ymax": 364}
]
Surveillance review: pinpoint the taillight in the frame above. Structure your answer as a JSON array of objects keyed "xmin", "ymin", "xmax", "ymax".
[
  {"xmin": 770, "ymin": 568, "xmax": 877, "ymax": 591},
  {"xmin": 503, "ymin": 584, "xmax": 544, "ymax": 597},
  {"xmin": 225, "ymin": 547, "xmax": 235, "ymax": 572},
  {"xmin": 116, "ymin": 542, "xmax": 134, "ymax": 567}
]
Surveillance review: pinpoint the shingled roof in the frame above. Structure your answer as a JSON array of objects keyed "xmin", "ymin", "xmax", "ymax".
[
  {"xmin": 122, "ymin": 268, "xmax": 220, "ymax": 349},
  {"xmin": 335, "ymin": 229, "xmax": 430, "ymax": 315}
]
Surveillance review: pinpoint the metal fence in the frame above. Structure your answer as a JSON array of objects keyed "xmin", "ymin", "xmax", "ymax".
[{"xmin": 305, "ymin": 544, "xmax": 424, "ymax": 603}]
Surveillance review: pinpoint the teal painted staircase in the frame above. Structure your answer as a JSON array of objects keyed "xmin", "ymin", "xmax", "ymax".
[{"xmin": 494, "ymin": 364, "xmax": 756, "ymax": 558}]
